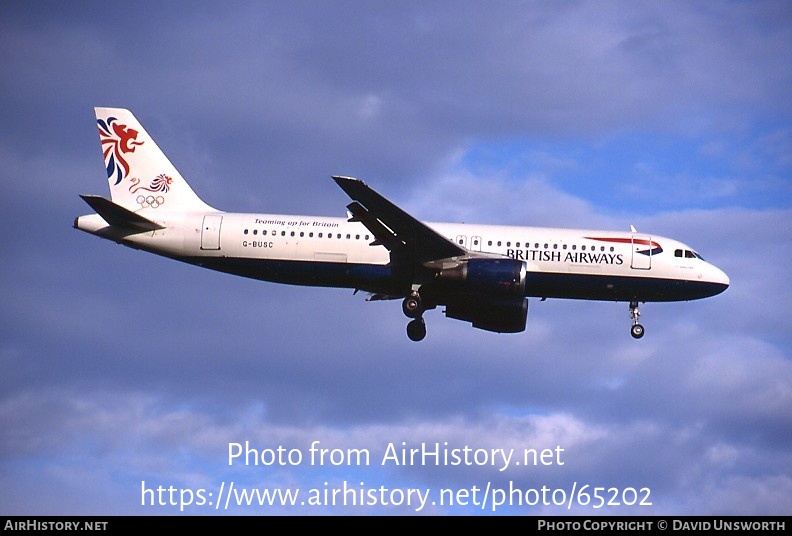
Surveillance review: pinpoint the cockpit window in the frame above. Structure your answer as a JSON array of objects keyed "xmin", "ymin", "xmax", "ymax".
[{"xmin": 676, "ymin": 248, "xmax": 705, "ymax": 261}]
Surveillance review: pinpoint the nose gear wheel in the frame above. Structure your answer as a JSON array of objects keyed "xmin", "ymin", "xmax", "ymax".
[{"xmin": 629, "ymin": 301, "xmax": 645, "ymax": 339}]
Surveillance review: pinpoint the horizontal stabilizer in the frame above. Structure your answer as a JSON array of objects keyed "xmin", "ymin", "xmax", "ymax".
[{"xmin": 79, "ymin": 195, "xmax": 165, "ymax": 231}]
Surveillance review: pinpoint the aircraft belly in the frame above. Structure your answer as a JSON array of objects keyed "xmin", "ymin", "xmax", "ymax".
[
  {"xmin": 524, "ymin": 271, "xmax": 724, "ymax": 302},
  {"xmin": 180, "ymin": 256, "xmax": 396, "ymax": 293}
]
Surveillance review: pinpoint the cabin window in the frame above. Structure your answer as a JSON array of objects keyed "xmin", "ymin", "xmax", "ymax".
[
  {"xmin": 497, "ymin": 241, "xmax": 502, "ymax": 246},
  {"xmin": 356, "ymin": 234, "xmax": 360, "ymax": 240},
  {"xmin": 572, "ymin": 245, "xmax": 576, "ymax": 250}
]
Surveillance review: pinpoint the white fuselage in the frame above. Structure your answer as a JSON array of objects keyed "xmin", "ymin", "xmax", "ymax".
[{"xmin": 75, "ymin": 209, "xmax": 730, "ymax": 303}]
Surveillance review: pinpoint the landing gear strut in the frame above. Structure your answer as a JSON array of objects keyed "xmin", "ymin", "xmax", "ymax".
[
  {"xmin": 629, "ymin": 301, "xmax": 645, "ymax": 339},
  {"xmin": 403, "ymin": 292, "xmax": 426, "ymax": 341}
]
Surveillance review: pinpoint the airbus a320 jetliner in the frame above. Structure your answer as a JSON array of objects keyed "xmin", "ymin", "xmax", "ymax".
[{"xmin": 75, "ymin": 108, "xmax": 729, "ymax": 341}]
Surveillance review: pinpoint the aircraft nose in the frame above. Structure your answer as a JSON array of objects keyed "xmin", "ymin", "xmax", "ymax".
[{"xmin": 708, "ymin": 264, "xmax": 730, "ymax": 294}]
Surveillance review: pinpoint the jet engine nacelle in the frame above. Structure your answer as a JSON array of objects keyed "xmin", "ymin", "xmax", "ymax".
[
  {"xmin": 445, "ymin": 296, "xmax": 529, "ymax": 333},
  {"xmin": 438, "ymin": 258, "xmax": 527, "ymax": 297},
  {"xmin": 438, "ymin": 258, "xmax": 529, "ymax": 333}
]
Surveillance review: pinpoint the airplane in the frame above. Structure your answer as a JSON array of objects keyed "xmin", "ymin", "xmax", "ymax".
[{"xmin": 75, "ymin": 108, "xmax": 730, "ymax": 342}]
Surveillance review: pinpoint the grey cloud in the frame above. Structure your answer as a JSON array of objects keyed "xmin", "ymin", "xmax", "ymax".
[{"xmin": 1, "ymin": 0, "xmax": 790, "ymax": 516}]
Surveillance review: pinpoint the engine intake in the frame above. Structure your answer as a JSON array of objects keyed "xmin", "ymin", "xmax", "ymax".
[{"xmin": 438, "ymin": 258, "xmax": 527, "ymax": 297}]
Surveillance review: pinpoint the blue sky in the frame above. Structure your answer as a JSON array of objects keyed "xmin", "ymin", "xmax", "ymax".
[{"xmin": 1, "ymin": 0, "xmax": 790, "ymax": 515}]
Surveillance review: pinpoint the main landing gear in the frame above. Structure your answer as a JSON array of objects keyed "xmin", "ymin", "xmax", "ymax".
[
  {"xmin": 629, "ymin": 301, "xmax": 645, "ymax": 339},
  {"xmin": 403, "ymin": 293, "xmax": 427, "ymax": 342},
  {"xmin": 406, "ymin": 318, "xmax": 427, "ymax": 342}
]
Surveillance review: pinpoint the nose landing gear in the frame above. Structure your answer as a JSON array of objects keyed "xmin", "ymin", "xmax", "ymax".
[{"xmin": 629, "ymin": 301, "xmax": 645, "ymax": 339}]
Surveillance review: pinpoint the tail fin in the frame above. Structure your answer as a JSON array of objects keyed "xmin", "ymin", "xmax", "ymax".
[{"xmin": 95, "ymin": 107, "xmax": 215, "ymax": 213}]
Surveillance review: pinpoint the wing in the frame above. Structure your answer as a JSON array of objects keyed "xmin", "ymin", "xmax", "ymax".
[{"xmin": 333, "ymin": 176, "xmax": 467, "ymax": 265}]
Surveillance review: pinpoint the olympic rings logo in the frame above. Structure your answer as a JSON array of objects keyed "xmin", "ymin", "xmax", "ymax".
[{"xmin": 136, "ymin": 195, "xmax": 166, "ymax": 209}]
